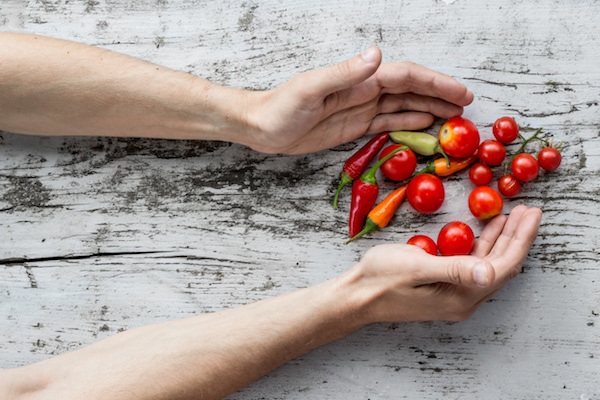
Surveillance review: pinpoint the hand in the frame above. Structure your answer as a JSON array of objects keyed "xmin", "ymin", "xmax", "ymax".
[
  {"xmin": 244, "ymin": 46, "xmax": 474, "ymax": 154},
  {"xmin": 346, "ymin": 205, "xmax": 542, "ymax": 323}
]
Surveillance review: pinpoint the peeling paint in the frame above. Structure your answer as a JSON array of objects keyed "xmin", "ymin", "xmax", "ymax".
[{"xmin": 2, "ymin": 176, "xmax": 51, "ymax": 210}]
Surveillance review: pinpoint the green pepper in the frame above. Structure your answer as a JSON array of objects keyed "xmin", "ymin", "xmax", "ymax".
[{"xmin": 389, "ymin": 130, "xmax": 450, "ymax": 165}]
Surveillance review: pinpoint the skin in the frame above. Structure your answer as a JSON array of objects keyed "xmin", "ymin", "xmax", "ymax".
[
  {"xmin": 0, "ymin": 33, "xmax": 473, "ymax": 154},
  {"xmin": 0, "ymin": 206, "xmax": 541, "ymax": 400},
  {"xmin": 0, "ymin": 33, "xmax": 542, "ymax": 400}
]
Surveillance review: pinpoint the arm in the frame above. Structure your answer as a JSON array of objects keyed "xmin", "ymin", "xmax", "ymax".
[
  {"xmin": 0, "ymin": 33, "xmax": 473, "ymax": 154},
  {"xmin": 1, "ymin": 205, "xmax": 541, "ymax": 400},
  {"xmin": 0, "ymin": 32, "xmax": 249, "ymax": 144}
]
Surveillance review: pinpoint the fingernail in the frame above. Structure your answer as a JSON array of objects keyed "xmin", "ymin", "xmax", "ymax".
[
  {"xmin": 361, "ymin": 46, "xmax": 379, "ymax": 64},
  {"xmin": 473, "ymin": 262, "xmax": 489, "ymax": 287}
]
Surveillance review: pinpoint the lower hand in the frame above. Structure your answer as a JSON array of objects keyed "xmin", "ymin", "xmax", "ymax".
[
  {"xmin": 344, "ymin": 205, "xmax": 542, "ymax": 323},
  {"xmin": 243, "ymin": 47, "xmax": 474, "ymax": 154}
]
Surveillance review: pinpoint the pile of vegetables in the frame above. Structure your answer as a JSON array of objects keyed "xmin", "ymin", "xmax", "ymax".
[{"xmin": 333, "ymin": 116, "xmax": 561, "ymax": 255}]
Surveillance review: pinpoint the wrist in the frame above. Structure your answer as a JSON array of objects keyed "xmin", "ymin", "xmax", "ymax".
[
  {"xmin": 185, "ymin": 78, "xmax": 264, "ymax": 148},
  {"xmin": 326, "ymin": 265, "xmax": 382, "ymax": 330}
]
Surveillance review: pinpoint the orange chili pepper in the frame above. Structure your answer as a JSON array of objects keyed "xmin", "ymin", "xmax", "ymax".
[
  {"xmin": 418, "ymin": 152, "xmax": 478, "ymax": 177},
  {"xmin": 345, "ymin": 185, "xmax": 407, "ymax": 244}
]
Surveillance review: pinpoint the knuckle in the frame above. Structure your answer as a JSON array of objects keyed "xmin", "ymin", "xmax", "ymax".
[
  {"xmin": 406, "ymin": 263, "xmax": 425, "ymax": 282},
  {"xmin": 333, "ymin": 60, "xmax": 353, "ymax": 83},
  {"xmin": 447, "ymin": 296, "xmax": 477, "ymax": 321},
  {"xmin": 400, "ymin": 60, "xmax": 417, "ymax": 70},
  {"xmin": 448, "ymin": 301, "xmax": 475, "ymax": 322},
  {"xmin": 509, "ymin": 263, "xmax": 523, "ymax": 279},
  {"xmin": 361, "ymin": 244, "xmax": 396, "ymax": 267},
  {"xmin": 452, "ymin": 310, "xmax": 474, "ymax": 322},
  {"xmin": 446, "ymin": 260, "xmax": 463, "ymax": 285}
]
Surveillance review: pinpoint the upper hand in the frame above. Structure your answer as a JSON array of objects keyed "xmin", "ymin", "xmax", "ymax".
[
  {"xmin": 243, "ymin": 46, "xmax": 474, "ymax": 154},
  {"xmin": 346, "ymin": 205, "xmax": 542, "ymax": 323}
]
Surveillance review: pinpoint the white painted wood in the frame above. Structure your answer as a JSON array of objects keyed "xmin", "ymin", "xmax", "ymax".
[{"xmin": 1, "ymin": 0, "xmax": 599, "ymax": 398}]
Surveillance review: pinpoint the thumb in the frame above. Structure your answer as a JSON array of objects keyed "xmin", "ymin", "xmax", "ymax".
[
  {"xmin": 415, "ymin": 256, "xmax": 496, "ymax": 288},
  {"xmin": 298, "ymin": 46, "xmax": 382, "ymax": 98}
]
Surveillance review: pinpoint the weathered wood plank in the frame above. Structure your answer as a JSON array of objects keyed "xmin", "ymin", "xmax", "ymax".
[{"xmin": 1, "ymin": 0, "xmax": 599, "ymax": 398}]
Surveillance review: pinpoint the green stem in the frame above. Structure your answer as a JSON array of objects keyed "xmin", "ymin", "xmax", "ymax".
[
  {"xmin": 512, "ymin": 127, "xmax": 543, "ymax": 156},
  {"xmin": 332, "ymin": 172, "xmax": 352, "ymax": 209},
  {"xmin": 345, "ymin": 219, "xmax": 378, "ymax": 244},
  {"xmin": 415, "ymin": 161, "xmax": 435, "ymax": 176},
  {"xmin": 360, "ymin": 145, "xmax": 407, "ymax": 185},
  {"xmin": 434, "ymin": 143, "xmax": 451, "ymax": 167}
]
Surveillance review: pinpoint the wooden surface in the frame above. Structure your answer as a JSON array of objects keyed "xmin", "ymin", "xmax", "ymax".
[{"xmin": 1, "ymin": 1, "xmax": 599, "ymax": 398}]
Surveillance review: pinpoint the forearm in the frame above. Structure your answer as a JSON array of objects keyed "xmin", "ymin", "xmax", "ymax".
[
  {"xmin": 1, "ymin": 206, "xmax": 542, "ymax": 399},
  {"xmin": 7, "ymin": 270, "xmax": 369, "ymax": 400},
  {"xmin": 0, "ymin": 32, "xmax": 255, "ymax": 144}
]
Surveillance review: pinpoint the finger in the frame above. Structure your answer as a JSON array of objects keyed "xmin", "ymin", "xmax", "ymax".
[
  {"xmin": 467, "ymin": 209, "xmax": 541, "ymax": 300},
  {"xmin": 411, "ymin": 254, "xmax": 495, "ymax": 289},
  {"xmin": 292, "ymin": 46, "xmax": 382, "ymax": 105},
  {"xmin": 377, "ymin": 93, "xmax": 465, "ymax": 119},
  {"xmin": 486, "ymin": 207, "xmax": 542, "ymax": 283},
  {"xmin": 487, "ymin": 204, "xmax": 530, "ymax": 258},
  {"xmin": 471, "ymin": 213, "xmax": 508, "ymax": 258},
  {"xmin": 366, "ymin": 111, "xmax": 435, "ymax": 133},
  {"xmin": 375, "ymin": 62, "xmax": 474, "ymax": 107},
  {"xmin": 513, "ymin": 207, "xmax": 542, "ymax": 243}
]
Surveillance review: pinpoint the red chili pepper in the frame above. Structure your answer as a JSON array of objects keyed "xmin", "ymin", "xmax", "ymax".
[
  {"xmin": 332, "ymin": 132, "xmax": 389, "ymax": 209},
  {"xmin": 348, "ymin": 145, "xmax": 407, "ymax": 237},
  {"xmin": 346, "ymin": 184, "xmax": 407, "ymax": 244}
]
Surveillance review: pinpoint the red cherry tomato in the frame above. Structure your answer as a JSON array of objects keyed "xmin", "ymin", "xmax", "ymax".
[
  {"xmin": 511, "ymin": 153, "xmax": 539, "ymax": 182},
  {"xmin": 537, "ymin": 147, "xmax": 562, "ymax": 171},
  {"xmin": 406, "ymin": 173, "xmax": 445, "ymax": 214},
  {"xmin": 498, "ymin": 174, "xmax": 521, "ymax": 197},
  {"xmin": 478, "ymin": 139, "xmax": 506, "ymax": 167},
  {"xmin": 437, "ymin": 221, "xmax": 475, "ymax": 256},
  {"xmin": 438, "ymin": 116, "xmax": 480, "ymax": 158},
  {"xmin": 469, "ymin": 162, "xmax": 494, "ymax": 186},
  {"xmin": 492, "ymin": 116, "xmax": 519, "ymax": 144},
  {"xmin": 379, "ymin": 144, "xmax": 418, "ymax": 181},
  {"xmin": 468, "ymin": 186, "xmax": 504, "ymax": 220},
  {"xmin": 407, "ymin": 235, "xmax": 438, "ymax": 256}
]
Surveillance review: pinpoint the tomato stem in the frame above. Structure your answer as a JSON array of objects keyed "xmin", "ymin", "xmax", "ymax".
[
  {"xmin": 512, "ymin": 127, "xmax": 544, "ymax": 156},
  {"xmin": 503, "ymin": 127, "xmax": 544, "ymax": 173}
]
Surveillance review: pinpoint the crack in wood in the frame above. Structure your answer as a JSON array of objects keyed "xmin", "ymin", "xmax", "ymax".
[
  {"xmin": 0, "ymin": 251, "xmax": 171, "ymax": 266},
  {"xmin": 463, "ymin": 77, "xmax": 518, "ymax": 89}
]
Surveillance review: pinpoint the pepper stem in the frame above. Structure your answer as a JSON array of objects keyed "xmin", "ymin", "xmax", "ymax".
[
  {"xmin": 435, "ymin": 143, "xmax": 451, "ymax": 167},
  {"xmin": 360, "ymin": 145, "xmax": 408, "ymax": 184},
  {"xmin": 332, "ymin": 172, "xmax": 353, "ymax": 209},
  {"xmin": 345, "ymin": 219, "xmax": 379, "ymax": 244},
  {"xmin": 414, "ymin": 161, "xmax": 435, "ymax": 176}
]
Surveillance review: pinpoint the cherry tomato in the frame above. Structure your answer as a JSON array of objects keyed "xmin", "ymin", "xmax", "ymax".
[
  {"xmin": 438, "ymin": 116, "xmax": 480, "ymax": 158},
  {"xmin": 492, "ymin": 116, "xmax": 519, "ymax": 144},
  {"xmin": 469, "ymin": 162, "xmax": 494, "ymax": 186},
  {"xmin": 478, "ymin": 139, "xmax": 506, "ymax": 167},
  {"xmin": 407, "ymin": 235, "xmax": 438, "ymax": 256},
  {"xmin": 498, "ymin": 174, "xmax": 521, "ymax": 197},
  {"xmin": 379, "ymin": 144, "xmax": 417, "ymax": 181},
  {"xmin": 437, "ymin": 221, "xmax": 475, "ymax": 256},
  {"xmin": 511, "ymin": 153, "xmax": 539, "ymax": 182},
  {"xmin": 406, "ymin": 173, "xmax": 445, "ymax": 214},
  {"xmin": 537, "ymin": 147, "xmax": 562, "ymax": 171},
  {"xmin": 468, "ymin": 186, "xmax": 503, "ymax": 220}
]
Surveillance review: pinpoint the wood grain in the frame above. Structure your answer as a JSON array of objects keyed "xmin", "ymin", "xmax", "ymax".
[{"xmin": 1, "ymin": 0, "xmax": 599, "ymax": 398}]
